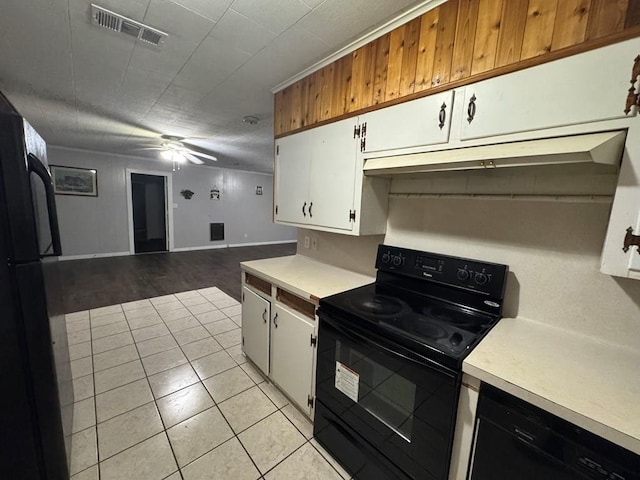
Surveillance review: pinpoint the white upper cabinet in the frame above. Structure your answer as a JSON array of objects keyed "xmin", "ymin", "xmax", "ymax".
[
  {"xmin": 308, "ymin": 118, "xmax": 359, "ymax": 231},
  {"xmin": 274, "ymin": 117, "xmax": 388, "ymax": 235},
  {"xmin": 601, "ymin": 121, "xmax": 640, "ymax": 280},
  {"xmin": 274, "ymin": 131, "xmax": 310, "ymax": 225},
  {"xmin": 458, "ymin": 38, "xmax": 639, "ymax": 141},
  {"xmin": 362, "ymin": 90, "xmax": 454, "ymax": 154}
]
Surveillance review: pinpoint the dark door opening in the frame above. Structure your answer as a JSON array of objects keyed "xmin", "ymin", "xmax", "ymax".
[{"xmin": 131, "ymin": 173, "xmax": 167, "ymax": 254}]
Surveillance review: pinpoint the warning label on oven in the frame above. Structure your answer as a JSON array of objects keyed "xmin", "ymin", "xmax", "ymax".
[{"xmin": 335, "ymin": 361, "xmax": 359, "ymax": 402}]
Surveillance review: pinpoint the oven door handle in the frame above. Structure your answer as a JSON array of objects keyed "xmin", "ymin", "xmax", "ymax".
[{"xmin": 320, "ymin": 314, "xmax": 457, "ymax": 378}]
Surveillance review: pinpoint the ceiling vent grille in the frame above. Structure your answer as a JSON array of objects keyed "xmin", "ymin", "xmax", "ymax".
[{"xmin": 90, "ymin": 4, "xmax": 167, "ymax": 47}]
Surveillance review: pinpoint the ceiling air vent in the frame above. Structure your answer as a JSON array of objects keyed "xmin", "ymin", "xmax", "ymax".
[{"xmin": 90, "ymin": 4, "xmax": 167, "ymax": 47}]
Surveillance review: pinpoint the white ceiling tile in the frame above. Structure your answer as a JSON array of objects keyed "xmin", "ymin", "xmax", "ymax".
[
  {"xmin": 156, "ymin": 84, "xmax": 203, "ymax": 110},
  {"xmin": 229, "ymin": 0, "xmax": 311, "ymax": 35},
  {"xmin": 208, "ymin": 9, "xmax": 276, "ymax": 56},
  {"xmin": 1, "ymin": 0, "xmax": 429, "ymax": 172},
  {"xmin": 299, "ymin": 0, "xmax": 327, "ymax": 8},
  {"xmin": 171, "ymin": 36, "xmax": 251, "ymax": 92},
  {"xmin": 235, "ymin": 24, "xmax": 331, "ymax": 89},
  {"xmin": 0, "ymin": 0, "xmax": 74, "ymax": 102},
  {"xmin": 296, "ymin": 0, "xmax": 420, "ymax": 47},
  {"xmin": 169, "ymin": 0, "xmax": 234, "ymax": 22}
]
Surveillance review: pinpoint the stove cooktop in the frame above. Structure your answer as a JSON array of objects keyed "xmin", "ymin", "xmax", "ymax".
[
  {"xmin": 318, "ymin": 245, "xmax": 509, "ymax": 368},
  {"xmin": 324, "ymin": 283, "xmax": 496, "ymax": 360}
]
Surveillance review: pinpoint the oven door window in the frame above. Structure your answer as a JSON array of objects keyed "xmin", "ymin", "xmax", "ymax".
[
  {"xmin": 316, "ymin": 314, "xmax": 460, "ymax": 480},
  {"xmin": 336, "ymin": 341, "xmax": 416, "ymax": 442}
]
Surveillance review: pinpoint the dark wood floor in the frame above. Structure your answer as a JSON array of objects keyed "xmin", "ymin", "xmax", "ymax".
[{"xmin": 51, "ymin": 243, "xmax": 297, "ymax": 313}]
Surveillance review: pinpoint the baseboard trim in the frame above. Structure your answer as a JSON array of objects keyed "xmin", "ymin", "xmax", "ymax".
[
  {"xmin": 228, "ymin": 240, "xmax": 297, "ymax": 248},
  {"xmin": 57, "ymin": 240, "xmax": 296, "ymax": 259},
  {"xmin": 171, "ymin": 244, "xmax": 228, "ymax": 252},
  {"xmin": 58, "ymin": 251, "xmax": 130, "ymax": 261}
]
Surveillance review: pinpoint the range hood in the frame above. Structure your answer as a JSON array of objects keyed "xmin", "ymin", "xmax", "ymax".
[{"xmin": 364, "ymin": 131, "xmax": 626, "ymax": 176}]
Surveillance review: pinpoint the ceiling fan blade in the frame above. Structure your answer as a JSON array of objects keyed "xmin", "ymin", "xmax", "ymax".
[
  {"xmin": 182, "ymin": 145, "xmax": 218, "ymax": 161},
  {"xmin": 133, "ymin": 147, "xmax": 164, "ymax": 151},
  {"xmin": 183, "ymin": 152, "xmax": 205, "ymax": 165}
]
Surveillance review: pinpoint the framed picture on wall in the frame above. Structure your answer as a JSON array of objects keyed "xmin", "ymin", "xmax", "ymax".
[{"xmin": 51, "ymin": 166, "xmax": 98, "ymax": 196}]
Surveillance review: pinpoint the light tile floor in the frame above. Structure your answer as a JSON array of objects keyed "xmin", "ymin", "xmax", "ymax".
[{"xmin": 67, "ymin": 287, "xmax": 351, "ymax": 480}]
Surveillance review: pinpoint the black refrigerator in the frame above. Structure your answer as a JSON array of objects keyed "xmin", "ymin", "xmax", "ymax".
[{"xmin": 0, "ymin": 99, "xmax": 73, "ymax": 478}]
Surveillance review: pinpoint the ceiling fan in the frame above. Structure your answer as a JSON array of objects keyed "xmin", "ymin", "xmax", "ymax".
[{"xmin": 139, "ymin": 135, "xmax": 218, "ymax": 167}]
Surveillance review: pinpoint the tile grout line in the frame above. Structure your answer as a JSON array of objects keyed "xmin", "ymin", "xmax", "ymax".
[
  {"xmin": 90, "ymin": 310, "xmax": 101, "ymax": 480},
  {"xmin": 168, "ymin": 291, "xmax": 265, "ymax": 477},
  {"xmin": 75, "ymin": 289, "xmax": 338, "ymax": 479},
  {"xmin": 148, "ymin": 292, "xmax": 247, "ymax": 477},
  {"xmin": 129, "ymin": 298, "xmax": 184, "ymax": 479}
]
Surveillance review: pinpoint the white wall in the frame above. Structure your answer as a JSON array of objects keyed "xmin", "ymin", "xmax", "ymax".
[
  {"xmin": 49, "ymin": 147, "xmax": 296, "ymax": 257},
  {"xmin": 298, "ymin": 197, "xmax": 640, "ymax": 350}
]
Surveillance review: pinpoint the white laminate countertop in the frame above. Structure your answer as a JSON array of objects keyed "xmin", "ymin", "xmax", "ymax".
[
  {"xmin": 240, "ymin": 255, "xmax": 374, "ymax": 302},
  {"xmin": 464, "ymin": 317, "xmax": 640, "ymax": 455}
]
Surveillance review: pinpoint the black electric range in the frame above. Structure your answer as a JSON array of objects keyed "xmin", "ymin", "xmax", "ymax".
[{"xmin": 313, "ymin": 245, "xmax": 509, "ymax": 480}]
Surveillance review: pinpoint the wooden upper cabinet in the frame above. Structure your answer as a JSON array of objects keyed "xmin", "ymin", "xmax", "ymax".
[{"xmin": 273, "ymin": 0, "xmax": 640, "ymax": 138}]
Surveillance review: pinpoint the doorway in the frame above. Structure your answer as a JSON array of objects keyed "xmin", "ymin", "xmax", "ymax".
[{"xmin": 131, "ymin": 173, "xmax": 167, "ymax": 254}]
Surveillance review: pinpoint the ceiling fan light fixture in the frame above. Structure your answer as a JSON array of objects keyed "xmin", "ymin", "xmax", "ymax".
[{"xmin": 160, "ymin": 150, "xmax": 173, "ymax": 160}]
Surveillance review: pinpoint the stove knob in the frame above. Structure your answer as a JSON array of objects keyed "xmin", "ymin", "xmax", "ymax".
[
  {"xmin": 475, "ymin": 272, "xmax": 489, "ymax": 286},
  {"xmin": 450, "ymin": 332, "xmax": 463, "ymax": 347},
  {"xmin": 392, "ymin": 255, "xmax": 402, "ymax": 266},
  {"xmin": 456, "ymin": 269, "xmax": 469, "ymax": 281},
  {"xmin": 382, "ymin": 252, "xmax": 391, "ymax": 263}
]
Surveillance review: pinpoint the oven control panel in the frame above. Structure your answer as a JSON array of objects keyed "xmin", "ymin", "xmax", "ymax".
[{"xmin": 376, "ymin": 245, "xmax": 508, "ymax": 298}]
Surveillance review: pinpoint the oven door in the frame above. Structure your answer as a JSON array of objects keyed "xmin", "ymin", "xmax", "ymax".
[{"xmin": 315, "ymin": 311, "xmax": 461, "ymax": 480}]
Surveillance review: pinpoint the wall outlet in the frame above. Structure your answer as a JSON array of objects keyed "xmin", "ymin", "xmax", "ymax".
[
  {"xmin": 311, "ymin": 237, "xmax": 318, "ymax": 250},
  {"xmin": 304, "ymin": 236, "xmax": 310, "ymax": 249}
]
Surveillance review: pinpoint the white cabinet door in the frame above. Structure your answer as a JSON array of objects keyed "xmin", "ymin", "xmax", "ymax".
[
  {"xmin": 275, "ymin": 131, "xmax": 310, "ymax": 225},
  {"xmin": 363, "ymin": 90, "xmax": 454, "ymax": 153},
  {"xmin": 270, "ymin": 304, "xmax": 315, "ymax": 415},
  {"xmin": 241, "ymin": 287, "xmax": 270, "ymax": 375},
  {"xmin": 308, "ymin": 118, "xmax": 358, "ymax": 231},
  {"xmin": 601, "ymin": 121, "xmax": 640, "ymax": 279},
  {"xmin": 459, "ymin": 37, "xmax": 640, "ymax": 141}
]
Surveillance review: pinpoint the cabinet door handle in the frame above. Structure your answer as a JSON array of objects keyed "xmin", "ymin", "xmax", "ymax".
[
  {"xmin": 302, "ymin": 202, "xmax": 307, "ymax": 217},
  {"xmin": 273, "ymin": 313, "xmax": 279, "ymax": 328},
  {"xmin": 467, "ymin": 94, "xmax": 477, "ymax": 124},
  {"xmin": 438, "ymin": 102, "xmax": 447, "ymax": 129},
  {"xmin": 262, "ymin": 308, "xmax": 267, "ymax": 323},
  {"xmin": 309, "ymin": 202, "xmax": 313, "ymax": 218}
]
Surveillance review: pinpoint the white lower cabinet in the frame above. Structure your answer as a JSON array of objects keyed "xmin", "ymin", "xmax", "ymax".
[
  {"xmin": 241, "ymin": 286, "xmax": 270, "ymax": 376},
  {"xmin": 270, "ymin": 304, "xmax": 316, "ymax": 415},
  {"xmin": 241, "ymin": 272, "xmax": 318, "ymax": 416}
]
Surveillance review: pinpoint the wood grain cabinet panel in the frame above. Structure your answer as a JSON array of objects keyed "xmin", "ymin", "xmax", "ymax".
[
  {"xmin": 520, "ymin": 0, "xmax": 560, "ymax": 60},
  {"xmin": 274, "ymin": 0, "xmax": 640, "ymax": 137},
  {"xmin": 550, "ymin": 0, "xmax": 591, "ymax": 51}
]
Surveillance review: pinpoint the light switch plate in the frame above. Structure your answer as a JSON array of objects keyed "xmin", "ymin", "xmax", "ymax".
[{"xmin": 304, "ymin": 236, "xmax": 310, "ymax": 249}]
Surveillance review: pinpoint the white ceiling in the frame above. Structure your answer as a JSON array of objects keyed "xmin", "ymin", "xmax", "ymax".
[{"xmin": 0, "ymin": 0, "xmax": 424, "ymax": 173}]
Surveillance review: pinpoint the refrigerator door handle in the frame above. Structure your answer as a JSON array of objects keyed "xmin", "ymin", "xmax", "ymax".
[{"xmin": 27, "ymin": 154, "xmax": 62, "ymax": 257}]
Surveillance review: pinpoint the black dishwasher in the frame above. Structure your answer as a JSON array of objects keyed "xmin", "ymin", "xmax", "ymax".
[{"xmin": 469, "ymin": 385, "xmax": 640, "ymax": 480}]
